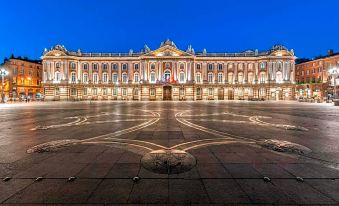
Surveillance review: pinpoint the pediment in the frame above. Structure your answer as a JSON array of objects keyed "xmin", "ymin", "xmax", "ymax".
[{"xmin": 143, "ymin": 45, "xmax": 193, "ymax": 57}]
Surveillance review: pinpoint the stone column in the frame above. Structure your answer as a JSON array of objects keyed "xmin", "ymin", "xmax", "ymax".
[
  {"xmin": 244, "ymin": 62, "xmax": 248, "ymax": 83},
  {"xmin": 203, "ymin": 62, "xmax": 207, "ymax": 82}
]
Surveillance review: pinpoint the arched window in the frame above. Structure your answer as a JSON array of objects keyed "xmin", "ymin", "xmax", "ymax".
[
  {"xmin": 260, "ymin": 62, "xmax": 265, "ymax": 69},
  {"xmin": 70, "ymin": 62, "xmax": 76, "ymax": 70},
  {"xmin": 276, "ymin": 71, "xmax": 283, "ymax": 83},
  {"xmin": 218, "ymin": 73, "xmax": 223, "ymax": 83},
  {"xmin": 164, "ymin": 70, "xmax": 171, "ymax": 82},
  {"xmin": 228, "ymin": 73, "xmax": 233, "ymax": 84},
  {"xmin": 83, "ymin": 73, "xmax": 88, "ymax": 83},
  {"xmin": 238, "ymin": 72, "xmax": 244, "ymax": 83},
  {"xmin": 122, "ymin": 64, "xmax": 127, "ymax": 70},
  {"xmin": 208, "ymin": 72, "xmax": 213, "ymax": 83},
  {"xmin": 180, "ymin": 63, "xmax": 184, "ymax": 70},
  {"xmin": 260, "ymin": 72, "xmax": 265, "ymax": 83},
  {"xmin": 150, "ymin": 63, "xmax": 155, "ymax": 70},
  {"xmin": 134, "ymin": 64, "xmax": 139, "ymax": 71},
  {"xmin": 134, "ymin": 73, "xmax": 139, "ymax": 83},
  {"xmin": 102, "ymin": 72, "xmax": 108, "ymax": 83},
  {"xmin": 112, "ymin": 73, "xmax": 117, "ymax": 83},
  {"xmin": 93, "ymin": 63, "xmax": 98, "ymax": 71},
  {"xmin": 179, "ymin": 72, "xmax": 185, "ymax": 83},
  {"xmin": 112, "ymin": 63, "xmax": 117, "ymax": 71},
  {"xmin": 248, "ymin": 72, "xmax": 254, "ymax": 83},
  {"xmin": 122, "ymin": 73, "xmax": 128, "ymax": 83},
  {"xmin": 208, "ymin": 63, "xmax": 213, "ymax": 71},
  {"xmin": 93, "ymin": 73, "xmax": 98, "ymax": 83},
  {"xmin": 196, "ymin": 64, "xmax": 201, "ymax": 70},
  {"xmin": 71, "ymin": 72, "xmax": 76, "ymax": 83},
  {"xmin": 196, "ymin": 72, "xmax": 201, "ymax": 83},
  {"xmin": 102, "ymin": 63, "xmax": 108, "ymax": 71},
  {"xmin": 83, "ymin": 63, "xmax": 89, "ymax": 70},
  {"xmin": 218, "ymin": 64, "xmax": 223, "ymax": 71},
  {"xmin": 55, "ymin": 71, "xmax": 60, "ymax": 82},
  {"xmin": 150, "ymin": 72, "xmax": 156, "ymax": 83}
]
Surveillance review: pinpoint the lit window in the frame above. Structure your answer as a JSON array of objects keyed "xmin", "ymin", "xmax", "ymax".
[
  {"xmin": 102, "ymin": 88, "xmax": 107, "ymax": 95},
  {"xmin": 179, "ymin": 88, "xmax": 185, "ymax": 95},
  {"xmin": 150, "ymin": 88, "xmax": 155, "ymax": 96},
  {"xmin": 70, "ymin": 62, "xmax": 76, "ymax": 70},
  {"xmin": 71, "ymin": 72, "xmax": 76, "ymax": 83},
  {"xmin": 93, "ymin": 73, "xmax": 98, "ymax": 83},
  {"xmin": 55, "ymin": 72, "xmax": 61, "ymax": 82},
  {"xmin": 83, "ymin": 88, "xmax": 87, "ymax": 95},
  {"xmin": 208, "ymin": 73, "xmax": 213, "ymax": 82},
  {"xmin": 112, "ymin": 88, "xmax": 118, "ymax": 96},
  {"xmin": 122, "ymin": 73, "xmax": 128, "ymax": 83},
  {"xmin": 102, "ymin": 73, "xmax": 108, "ymax": 83},
  {"xmin": 238, "ymin": 73, "xmax": 243, "ymax": 83},
  {"xmin": 134, "ymin": 73, "xmax": 139, "ymax": 83},
  {"xmin": 196, "ymin": 73, "xmax": 201, "ymax": 83},
  {"xmin": 122, "ymin": 88, "xmax": 127, "ymax": 96},
  {"xmin": 83, "ymin": 73, "xmax": 88, "ymax": 83},
  {"xmin": 260, "ymin": 72, "xmax": 265, "ymax": 83},
  {"xmin": 56, "ymin": 62, "xmax": 60, "ymax": 68},
  {"xmin": 71, "ymin": 88, "xmax": 77, "ymax": 96},
  {"xmin": 218, "ymin": 73, "xmax": 223, "ymax": 83},
  {"xmin": 208, "ymin": 88, "xmax": 213, "ymax": 96},
  {"xmin": 150, "ymin": 72, "xmax": 156, "ymax": 83},
  {"xmin": 112, "ymin": 73, "xmax": 117, "ymax": 83},
  {"xmin": 260, "ymin": 62, "xmax": 265, "ymax": 69},
  {"xmin": 92, "ymin": 88, "xmax": 97, "ymax": 95},
  {"xmin": 179, "ymin": 72, "xmax": 185, "ymax": 83}
]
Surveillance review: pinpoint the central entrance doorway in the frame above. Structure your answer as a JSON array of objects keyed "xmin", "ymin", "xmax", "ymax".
[{"xmin": 163, "ymin": 86, "xmax": 172, "ymax": 100}]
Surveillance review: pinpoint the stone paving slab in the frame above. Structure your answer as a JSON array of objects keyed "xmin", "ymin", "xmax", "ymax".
[{"xmin": 1, "ymin": 101, "xmax": 339, "ymax": 204}]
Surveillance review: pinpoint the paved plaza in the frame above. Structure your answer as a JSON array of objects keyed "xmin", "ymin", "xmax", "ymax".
[{"xmin": 1, "ymin": 101, "xmax": 339, "ymax": 205}]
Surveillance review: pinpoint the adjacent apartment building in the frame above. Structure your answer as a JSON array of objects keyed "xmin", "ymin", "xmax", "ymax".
[
  {"xmin": 42, "ymin": 39, "xmax": 296, "ymax": 101},
  {"xmin": 295, "ymin": 50, "xmax": 339, "ymax": 99},
  {"xmin": 2, "ymin": 57, "xmax": 42, "ymax": 100}
]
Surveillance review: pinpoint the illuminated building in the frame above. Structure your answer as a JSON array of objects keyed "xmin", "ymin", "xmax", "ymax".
[
  {"xmin": 42, "ymin": 39, "xmax": 296, "ymax": 101},
  {"xmin": 2, "ymin": 58, "xmax": 42, "ymax": 100},
  {"xmin": 296, "ymin": 50, "xmax": 339, "ymax": 99}
]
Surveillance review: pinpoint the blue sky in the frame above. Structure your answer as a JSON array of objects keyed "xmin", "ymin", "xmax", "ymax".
[{"xmin": 0, "ymin": 0, "xmax": 338, "ymax": 61}]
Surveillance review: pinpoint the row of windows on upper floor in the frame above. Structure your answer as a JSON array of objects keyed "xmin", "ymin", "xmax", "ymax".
[
  {"xmin": 50, "ymin": 70, "xmax": 284, "ymax": 85},
  {"xmin": 297, "ymin": 68, "xmax": 323, "ymax": 76},
  {"xmin": 50, "ymin": 61, "xmax": 291, "ymax": 72}
]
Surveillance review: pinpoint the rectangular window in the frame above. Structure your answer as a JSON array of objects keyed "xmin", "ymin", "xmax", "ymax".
[
  {"xmin": 150, "ymin": 73, "xmax": 156, "ymax": 83},
  {"xmin": 113, "ymin": 74, "xmax": 117, "ymax": 83},
  {"xmin": 196, "ymin": 88, "xmax": 201, "ymax": 96},
  {"xmin": 113, "ymin": 88, "xmax": 118, "ymax": 96},
  {"xmin": 180, "ymin": 73, "xmax": 185, "ymax": 83},
  {"xmin": 179, "ymin": 88, "xmax": 185, "ymax": 96},
  {"xmin": 150, "ymin": 88, "xmax": 155, "ymax": 96},
  {"xmin": 196, "ymin": 73, "xmax": 201, "ymax": 83},
  {"xmin": 208, "ymin": 88, "xmax": 213, "ymax": 96},
  {"xmin": 83, "ymin": 88, "xmax": 87, "ymax": 95},
  {"xmin": 92, "ymin": 88, "xmax": 98, "ymax": 95},
  {"xmin": 122, "ymin": 88, "xmax": 127, "ymax": 96},
  {"xmin": 71, "ymin": 88, "xmax": 77, "ymax": 96},
  {"xmin": 102, "ymin": 88, "xmax": 107, "ymax": 95}
]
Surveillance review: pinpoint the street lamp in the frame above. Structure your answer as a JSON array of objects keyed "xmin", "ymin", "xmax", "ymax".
[
  {"xmin": 0, "ymin": 67, "xmax": 9, "ymax": 103},
  {"xmin": 329, "ymin": 67, "xmax": 339, "ymax": 100}
]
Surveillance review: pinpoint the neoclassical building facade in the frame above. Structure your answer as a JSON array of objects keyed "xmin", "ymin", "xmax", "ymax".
[{"xmin": 42, "ymin": 40, "xmax": 296, "ymax": 101}]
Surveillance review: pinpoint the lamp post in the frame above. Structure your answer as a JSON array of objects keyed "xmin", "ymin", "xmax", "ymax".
[
  {"xmin": 0, "ymin": 67, "xmax": 9, "ymax": 103},
  {"xmin": 329, "ymin": 67, "xmax": 339, "ymax": 100}
]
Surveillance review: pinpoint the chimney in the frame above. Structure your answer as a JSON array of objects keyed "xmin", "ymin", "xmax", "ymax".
[{"xmin": 328, "ymin": 49, "xmax": 334, "ymax": 56}]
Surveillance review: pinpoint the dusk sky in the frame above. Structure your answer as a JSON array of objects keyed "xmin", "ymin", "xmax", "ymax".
[{"xmin": 0, "ymin": 0, "xmax": 338, "ymax": 61}]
